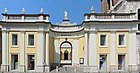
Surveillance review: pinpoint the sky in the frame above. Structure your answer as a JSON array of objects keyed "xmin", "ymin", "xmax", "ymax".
[{"xmin": 0, "ymin": 0, "xmax": 101, "ymax": 24}]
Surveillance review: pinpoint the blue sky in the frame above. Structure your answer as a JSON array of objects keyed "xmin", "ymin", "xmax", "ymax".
[{"xmin": 0, "ymin": 0, "xmax": 101, "ymax": 24}]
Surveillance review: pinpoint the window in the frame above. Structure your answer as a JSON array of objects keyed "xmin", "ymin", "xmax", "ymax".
[
  {"xmin": 118, "ymin": 55, "xmax": 125, "ymax": 70},
  {"xmin": 100, "ymin": 35, "xmax": 107, "ymax": 46},
  {"xmin": 12, "ymin": 34, "xmax": 18, "ymax": 46},
  {"xmin": 28, "ymin": 34, "xmax": 34, "ymax": 46},
  {"xmin": 118, "ymin": 34, "xmax": 125, "ymax": 46}
]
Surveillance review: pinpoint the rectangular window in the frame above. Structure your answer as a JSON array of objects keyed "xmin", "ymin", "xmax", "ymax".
[
  {"xmin": 99, "ymin": 55, "xmax": 107, "ymax": 70},
  {"xmin": 100, "ymin": 35, "xmax": 106, "ymax": 46},
  {"xmin": 118, "ymin": 55, "xmax": 125, "ymax": 70},
  {"xmin": 11, "ymin": 54, "xmax": 18, "ymax": 70},
  {"xmin": 28, "ymin": 55, "xmax": 35, "ymax": 70},
  {"xmin": 119, "ymin": 34, "xmax": 125, "ymax": 46},
  {"xmin": 12, "ymin": 34, "xmax": 18, "ymax": 46},
  {"xmin": 28, "ymin": 34, "xmax": 34, "ymax": 46}
]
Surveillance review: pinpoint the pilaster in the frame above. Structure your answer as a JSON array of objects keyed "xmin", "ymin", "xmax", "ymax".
[
  {"xmin": 1, "ymin": 30, "xmax": 9, "ymax": 72},
  {"xmin": 88, "ymin": 31, "xmax": 98, "ymax": 72},
  {"xmin": 129, "ymin": 31, "xmax": 138, "ymax": 71},
  {"xmin": 18, "ymin": 31, "xmax": 25, "ymax": 72},
  {"xmin": 36, "ymin": 31, "xmax": 45, "ymax": 72},
  {"xmin": 54, "ymin": 38, "xmax": 60, "ymax": 66},
  {"xmin": 84, "ymin": 32, "xmax": 88, "ymax": 65},
  {"xmin": 110, "ymin": 31, "xmax": 117, "ymax": 71},
  {"xmin": 72, "ymin": 38, "xmax": 78, "ymax": 65},
  {"xmin": 45, "ymin": 32, "xmax": 50, "ymax": 72}
]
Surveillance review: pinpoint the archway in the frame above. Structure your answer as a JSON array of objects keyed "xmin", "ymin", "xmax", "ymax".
[{"xmin": 60, "ymin": 41, "xmax": 72, "ymax": 65}]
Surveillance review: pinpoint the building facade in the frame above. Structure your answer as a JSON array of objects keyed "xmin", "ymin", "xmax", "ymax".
[{"xmin": 0, "ymin": 0, "xmax": 140, "ymax": 72}]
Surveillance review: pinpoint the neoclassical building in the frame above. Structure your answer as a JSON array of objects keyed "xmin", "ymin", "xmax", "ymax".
[{"xmin": 0, "ymin": 0, "xmax": 140, "ymax": 72}]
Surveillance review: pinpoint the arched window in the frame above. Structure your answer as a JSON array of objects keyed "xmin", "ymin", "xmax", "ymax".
[{"xmin": 138, "ymin": 9, "xmax": 140, "ymax": 20}]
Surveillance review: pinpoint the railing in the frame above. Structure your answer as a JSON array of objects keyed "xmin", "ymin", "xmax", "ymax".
[
  {"xmin": 51, "ymin": 25, "xmax": 82, "ymax": 30},
  {"xmin": 2, "ymin": 14, "xmax": 49, "ymax": 22},
  {"xmin": 8, "ymin": 16, "xmax": 22, "ymax": 20},
  {"xmin": 25, "ymin": 16, "xmax": 39, "ymax": 20},
  {"xmin": 96, "ymin": 15, "xmax": 112, "ymax": 19},
  {"xmin": 114, "ymin": 15, "xmax": 130, "ymax": 19},
  {"xmin": 85, "ymin": 13, "xmax": 136, "ymax": 20}
]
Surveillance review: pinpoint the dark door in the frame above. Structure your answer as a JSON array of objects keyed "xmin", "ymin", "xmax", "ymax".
[{"xmin": 64, "ymin": 51, "xmax": 68, "ymax": 60}]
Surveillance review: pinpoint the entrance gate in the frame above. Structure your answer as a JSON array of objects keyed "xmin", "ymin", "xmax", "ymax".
[{"xmin": 60, "ymin": 41, "xmax": 72, "ymax": 65}]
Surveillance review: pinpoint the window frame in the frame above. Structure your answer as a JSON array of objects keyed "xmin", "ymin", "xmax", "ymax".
[
  {"xmin": 11, "ymin": 33, "xmax": 18, "ymax": 48},
  {"xmin": 27, "ymin": 33, "xmax": 35, "ymax": 47},
  {"xmin": 99, "ymin": 34, "xmax": 108, "ymax": 47},
  {"xmin": 117, "ymin": 33, "xmax": 126, "ymax": 47}
]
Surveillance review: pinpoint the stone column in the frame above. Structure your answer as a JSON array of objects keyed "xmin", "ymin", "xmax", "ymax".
[
  {"xmin": 54, "ymin": 38, "xmax": 60, "ymax": 66},
  {"xmin": 110, "ymin": 31, "xmax": 117, "ymax": 71},
  {"xmin": 72, "ymin": 38, "xmax": 78, "ymax": 65},
  {"xmin": 45, "ymin": 32, "xmax": 50, "ymax": 72},
  {"xmin": 84, "ymin": 32, "xmax": 88, "ymax": 65},
  {"xmin": 88, "ymin": 31, "xmax": 98, "ymax": 72},
  {"xmin": 18, "ymin": 31, "xmax": 25, "ymax": 72},
  {"xmin": 36, "ymin": 31, "xmax": 45, "ymax": 72},
  {"xmin": 1, "ymin": 30, "xmax": 9, "ymax": 72},
  {"xmin": 129, "ymin": 31, "xmax": 137, "ymax": 71}
]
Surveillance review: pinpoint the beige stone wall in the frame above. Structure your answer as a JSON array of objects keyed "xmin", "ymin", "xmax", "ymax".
[{"xmin": 49, "ymin": 37, "xmax": 54, "ymax": 64}]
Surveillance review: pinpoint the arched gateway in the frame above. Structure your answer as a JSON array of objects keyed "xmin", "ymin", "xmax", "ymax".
[
  {"xmin": 49, "ymin": 11, "xmax": 84, "ymax": 66},
  {"xmin": 60, "ymin": 41, "xmax": 72, "ymax": 65}
]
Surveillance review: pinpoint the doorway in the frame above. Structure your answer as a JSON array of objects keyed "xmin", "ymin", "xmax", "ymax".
[
  {"xmin": 99, "ymin": 55, "xmax": 107, "ymax": 70},
  {"xmin": 11, "ymin": 54, "xmax": 18, "ymax": 70},
  {"xmin": 27, "ymin": 55, "xmax": 35, "ymax": 70},
  {"xmin": 118, "ymin": 55, "xmax": 125, "ymax": 70},
  {"xmin": 64, "ymin": 50, "xmax": 68, "ymax": 60}
]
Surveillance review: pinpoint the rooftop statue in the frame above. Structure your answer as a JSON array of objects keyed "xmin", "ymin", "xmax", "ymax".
[
  {"xmin": 64, "ymin": 11, "xmax": 68, "ymax": 20},
  {"xmin": 22, "ymin": 8, "xmax": 26, "ymax": 14},
  {"xmin": 4, "ymin": 8, "xmax": 8, "ymax": 14},
  {"xmin": 40, "ymin": 8, "xmax": 44, "ymax": 14},
  {"xmin": 91, "ymin": 6, "xmax": 94, "ymax": 13}
]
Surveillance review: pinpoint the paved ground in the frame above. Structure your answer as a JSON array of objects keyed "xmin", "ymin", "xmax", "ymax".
[{"xmin": 0, "ymin": 67, "xmax": 140, "ymax": 73}]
